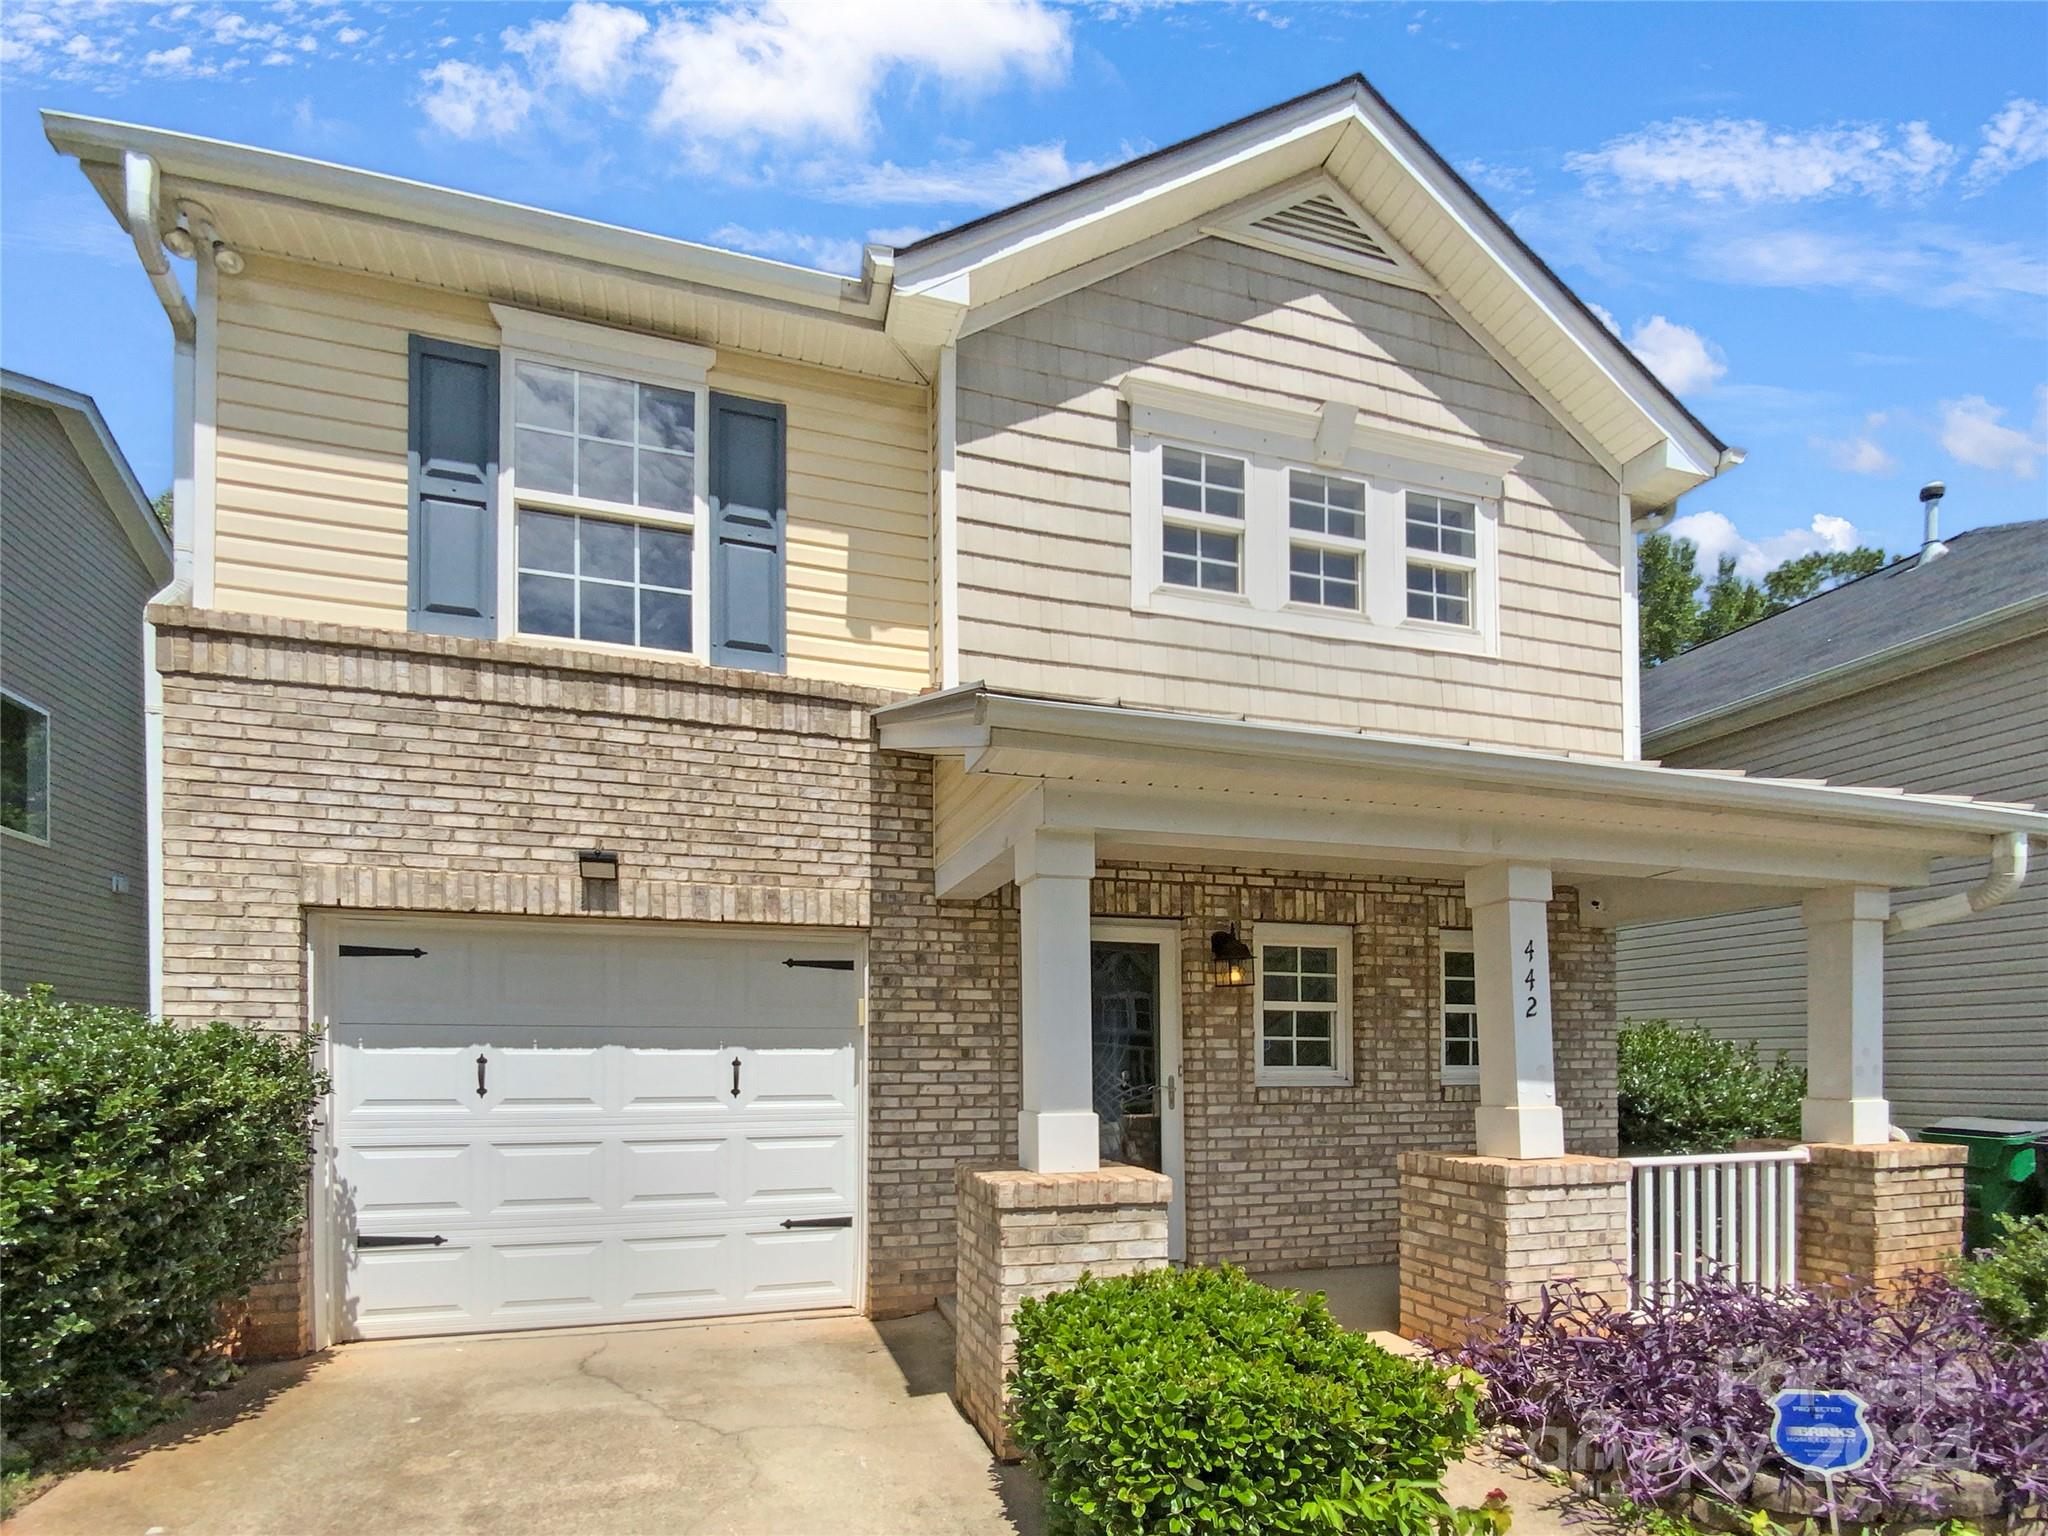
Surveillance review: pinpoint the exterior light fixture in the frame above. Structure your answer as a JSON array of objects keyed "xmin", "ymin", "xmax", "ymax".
[
  {"xmin": 577, "ymin": 848, "xmax": 619, "ymax": 881},
  {"xmin": 1210, "ymin": 924, "xmax": 1253, "ymax": 989}
]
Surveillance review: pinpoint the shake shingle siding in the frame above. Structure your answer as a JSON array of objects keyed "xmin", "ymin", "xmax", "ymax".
[
  {"xmin": 1618, "ymin": 627, "xmax": 2048, "ymax": 1128},
  {"xmin": 0, "ymin": 397, "xmax": 157, "ymax": 1006}
]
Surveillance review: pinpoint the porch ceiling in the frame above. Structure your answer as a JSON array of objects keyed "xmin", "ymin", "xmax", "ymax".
[{"xmin": 875, "ymin": 687, "xmax": 2048, "ymax": 924}]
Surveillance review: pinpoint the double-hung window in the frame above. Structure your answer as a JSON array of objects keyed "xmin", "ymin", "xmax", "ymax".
[
  {"xmin": 1160, "ymin": 446, "xmax": 1246, "ymax": 595},
  {"xmin": 510, "ymin": 360, "xmax": 700, "ymax": 653},
  {"xmin": 1, "ymin": 688, "xmax": 50, "ymax": 843},
  {"xmin": 1440, "ymin": 930, "xmax": 1479, "ymax": 1084},
  {"xmin": 1405, "ymin": 493, "xmax": 1478, "ymax": 627},
  {"xmin": 1256, "ymin": 923, "xmax": 1353, "ymax": 1087},
  {"xmin": 1123, "ymin": 377, "xmax": 1510, "ymax": 655}
]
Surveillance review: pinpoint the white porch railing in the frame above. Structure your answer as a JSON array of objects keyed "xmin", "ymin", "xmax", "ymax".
[{"xmin": 1627, "ymin": 1146, "xmax": 1809, "ymax": 1307}]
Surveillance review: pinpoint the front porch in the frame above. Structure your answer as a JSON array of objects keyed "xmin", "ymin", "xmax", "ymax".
[{"xmin": 877, "ymin": 684, "xmax": 2041, "ymax": 1452}]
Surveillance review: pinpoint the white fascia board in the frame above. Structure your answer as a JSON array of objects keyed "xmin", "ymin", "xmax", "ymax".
[
  {"xmin": 2, "ymin": 369, "xmax": 172, "ymax": 581},
  {"xmin": 873, "ymin": 688, "xmax": 2048, "ymax": 841},
  {"xmin": 42, "ymin": 112, "xmax": 881, "ymax": 321}
]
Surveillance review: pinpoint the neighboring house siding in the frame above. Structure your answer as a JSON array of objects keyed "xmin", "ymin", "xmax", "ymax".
[
  {"xmin": 954, "ymin": 237, "xmax": 1627, "ymax": 754},
  {"xmin": 212, "ymin": 257, "xmax": 933, "ymax": 691},
  {"xmin": 0, "ymin": 397, "xmax": 154, "ymax": 1007},
  {"xmin": 1617, "ymin": 630, "xmax": 2048, "ymax": 1128}
]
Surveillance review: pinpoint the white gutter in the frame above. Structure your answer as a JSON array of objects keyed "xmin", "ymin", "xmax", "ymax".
[
  {"xmin": 1887, "ymin": 831, "xmax": 2030, "ymax": 936},
  {"xmin": 122, "ymin": 149, "xmax": 197, "ymax": 1015}
]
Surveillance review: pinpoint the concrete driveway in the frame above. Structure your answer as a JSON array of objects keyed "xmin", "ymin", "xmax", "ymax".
[{"xmin": 6, "ymin": 1311, "xmax": 1042, "ymax": 1536}]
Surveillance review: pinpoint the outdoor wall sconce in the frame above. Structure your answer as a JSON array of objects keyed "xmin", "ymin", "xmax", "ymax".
[
  {"xmin": 577, "ymin": 848, "xmax": 619, "ymax": 881},
  {"xmin": 1210, "ymin": 924, "xmax": 1253, "ymax": 988}
]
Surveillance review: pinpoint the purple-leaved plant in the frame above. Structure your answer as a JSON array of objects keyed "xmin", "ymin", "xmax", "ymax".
[{"xmin": 1447, "ymin": 1276, "xmax": 2048, "ymax": 1524}]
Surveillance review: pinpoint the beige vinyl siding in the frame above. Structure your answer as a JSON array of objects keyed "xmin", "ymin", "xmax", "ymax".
[
  {"xmin": 953, "ymin": 237, "xmax": 1626, "ymax": 754},
  {"xmin": 1617, "ymin": 630, "xmax": 2048, "ymax": 1128},
  {"xmin": 212, "ymin": 257, "xmax": 932, "ymax": 692},
  {"xmin": 0, "ymin": 398, "xmax": 156, "ymax": 1007}
]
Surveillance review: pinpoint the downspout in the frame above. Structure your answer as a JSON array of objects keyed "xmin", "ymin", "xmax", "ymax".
[
  {"xmin": 124, "ymin": 150, "xmax": 197, "ymax": 1016},
  {"xmin": 1886, "ymin": 831, "xmax": 2030, "ymax": 937}
]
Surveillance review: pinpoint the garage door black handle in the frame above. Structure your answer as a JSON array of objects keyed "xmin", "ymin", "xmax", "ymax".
[
  {"xmin": 780, "ymin": 1216, "xmax": 853, "ymax": 1230},
  {"xmin": 358, "ymin": 1234, "xmax": 448, "ymax": 1248}
]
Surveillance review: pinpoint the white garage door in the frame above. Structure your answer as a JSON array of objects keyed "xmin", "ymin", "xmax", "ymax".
[{"xmin": 328, "ymin": 918, "xmax": 860, "ymax": 1340}]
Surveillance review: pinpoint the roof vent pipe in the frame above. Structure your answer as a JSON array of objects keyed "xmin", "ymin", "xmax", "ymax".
[{"xmin": 1916, "ymin": 480, "xmax": 1948, "ymax": 567}]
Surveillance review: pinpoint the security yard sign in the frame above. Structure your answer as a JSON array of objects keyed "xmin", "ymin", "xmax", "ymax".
[{"xmin": 1770, "ymin": 1388, "xmax": 1874, "ymax": 1473}]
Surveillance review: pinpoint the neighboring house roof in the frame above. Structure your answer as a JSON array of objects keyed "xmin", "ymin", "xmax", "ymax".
[
  {"xmin": 1642, "ymin": 519, "xmax": 2048, "ymax": 755},
  {"xmin": 1, "ymin": 369, "xmax": 172, "ymax": 585},
  {"xmin": 45, "ymin": 72, "xmax": 1731, "ymax": 507}
]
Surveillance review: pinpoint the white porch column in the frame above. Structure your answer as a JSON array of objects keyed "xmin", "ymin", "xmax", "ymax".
[
  {"xmin": 1015, "ymin": 828, "xmax": 1098, "ymax": 1172},
  {"xmin": 1466, "ymin": 861, "xmax": 1564, "ymax": 1159},
  {"xmin": 1802, "ymin": 887, "xmax": 1891, "ymax": 1144}
]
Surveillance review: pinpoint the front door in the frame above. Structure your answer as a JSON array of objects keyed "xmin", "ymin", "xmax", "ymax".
[{"xmin": 1090, "ymin": 923, "xmax": 1185, "ymax": 1260}]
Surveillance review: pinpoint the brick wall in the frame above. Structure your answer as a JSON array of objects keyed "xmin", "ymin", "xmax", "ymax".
[
  {"xmin": 1798, "ymin": 1141, "xmax": 1968, "ymax": 1295},
  {"xmin": 154, "ymin": 610, "xmax": 1622, "ymax": 1348},
  {"xmin": 1094, "ymin": 865, "xmax": 1618, "ymax": 1274},
  {"xmin": 954, "ymin": 1166, "xmax": 1171, "ymax": 1459},
  {"xmin": 1396, "ymin": 1151, "xmax": 1633, "ymax": 1347}
]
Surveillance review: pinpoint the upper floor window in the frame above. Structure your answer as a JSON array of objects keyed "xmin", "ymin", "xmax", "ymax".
[
  {"xmin": 1, "ymin": 689, "xmax": 50, "ymax": 843},
  {"xmin": 1440, "ymin": 930, "xmax": 1478, "ymax": 1084},
  {"xmin": 1122, "ymin": 376, "xmax": 1513, "ymax": 657},
  {"xmin": 1160, "ymin": 447, "xmax": 1245, "ymax": 594},
  {"xmin": 512, "ymin": 362, "xmax": 697, "ymax": 515}
]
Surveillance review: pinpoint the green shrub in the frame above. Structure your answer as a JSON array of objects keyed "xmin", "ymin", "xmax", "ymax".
[
  {"xmin": 0, "ymin": 988, "xmax": 325, "ymax": 1447},
  {"xmin": 1952, "ymin": 1213, "xmax": 2048, "ymax": 1342},
  {"xmin": 1618, "ymin": 1019, "xmax": 1805, "ymax": 1154},
  {"xmin": 1010, "ymin": 1266, "xmax": 1483, "ymax": 1535}
]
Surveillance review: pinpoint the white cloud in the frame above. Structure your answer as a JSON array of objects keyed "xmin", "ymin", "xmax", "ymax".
[
  {"xmin": 335, "ymin": 26, "xmax": 365, "ymax": 46},
  {"xmin": 1624, "ymin": 315, "xmax": 1725, "ymax": 394},
  {"xmin": 1666, "ymin": 509, "xmax": 1863, "ymax": 581},
  {"xmin": 418, "ymin": 59, "xmax": 536, "ymax": 140},
  {"xmin": 710, "ymin": 223, "xmax": 867, "ymax": 275},
  {"xmin": 1938, "ymin": 392, "xmax": 2048, "ymax": 479},
  {"xmin": 1459, "ymin": 158, "xmax": 1531, "ymax": 197},
  {"xmin": 143, "ymin": 43, "xmax": 194, "ymax": 71},
  {"xmin": 1964, "ymin": 97, "xmax": 2048, "ymax": 192},
  {"xmin": 1703, "ymin": 224, "xmax": 2048, "ymax": 311},
  {"xmin": 808, "ymin": 141, "xmax": 1107, "ymax": 207},
  {"xmin": 1586, "ymin": 301, "xmax": 1621, "ymax": 336},
  {"xmin": 1568, "ymin": 117, "xmax": 1957, "ymax": 202},
  {"xmin": 867, "ymin": 223, "xmax": 932, "ymax": 247},
  {"xmin": 1812, "ymin": 414, "xmax": 1897, "ymax": 476},
  {"xmin": 504, "ymin": 1, "xmax": 646, "ymax": 92}
]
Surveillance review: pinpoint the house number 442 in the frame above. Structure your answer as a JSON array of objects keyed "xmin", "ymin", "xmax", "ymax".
[{"xmin": 1522, "ymin": 939, "xmax": 1542, "ymax": 1019}]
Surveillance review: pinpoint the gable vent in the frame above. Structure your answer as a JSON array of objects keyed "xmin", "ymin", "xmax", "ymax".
[{"xmin": 1250, "ymin": 193, "xmax": 1397, "ymax": 269}]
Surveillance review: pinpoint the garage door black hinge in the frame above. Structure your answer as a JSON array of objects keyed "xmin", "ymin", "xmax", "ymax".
[
  {"xmin": 783, "ymin": 958, "xmax": 854, "ymax": 971},
  {"xmin": 780, "ymin": 1216, "xmax": 853, "ymax": 1229},
  {"xmin": 340, "ymin": 945, "xmax": 428, "ymax": 959}
]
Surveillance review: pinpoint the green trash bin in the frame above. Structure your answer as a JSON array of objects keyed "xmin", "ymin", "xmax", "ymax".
[{"xmin": 1921, "ymin": 1118, "xmax": 2048, "ymax": 1252}]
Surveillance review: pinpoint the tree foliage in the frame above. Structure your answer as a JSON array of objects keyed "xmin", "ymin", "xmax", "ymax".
[{"xmin": 1638, "ymin": 533, "xmax": 1888, "ymax": 667}]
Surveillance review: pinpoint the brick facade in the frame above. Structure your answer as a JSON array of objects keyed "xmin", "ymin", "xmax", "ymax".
[
  {"xmin": 1395, "ymin": 1151, "xmax": 1633, "ymax": 1347},
  {"xmin": 153, "ymin": 609, "xmax": 1621, "ymax": 1354},
  {"xmin": 953, "ymin": 1165, "xmax": 1171, "ymax": 1459},
  {"xmin": 1797, "ymin": 1140, "xmax": 1968, "ymax": 1295}
]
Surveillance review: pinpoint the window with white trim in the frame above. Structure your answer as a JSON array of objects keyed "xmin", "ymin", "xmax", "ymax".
[
  {"xmin": 1, "ymin": 689, "xmax": 50, "ymax": 843},
  {"xmin": 495, "ymin": 307, "xmax": 715, "ymax": 662},
  {"xmin": 1256, "ymin": 923, "xmax": 1352, "ymax": 1086},
  {"xmin": 1160, "ymin": 445, "xmax": 1245, "ymax": 594},
  {"xmin": 1404, "ymin": 493, "xmax": 1477, "ymax": 628},
  {"xmin": 1440, "ymin": 930, "xmax": 1479, "ymax": 1084},
  {"xmin": 1123, "ymin": 379, "xmax": 1509, "ymax": 654}
]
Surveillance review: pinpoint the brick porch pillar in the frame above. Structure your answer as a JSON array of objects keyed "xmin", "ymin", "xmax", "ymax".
[
  {"xmin": 954, "ymin": 1165, "xmax": 1171, "ymax": 1461},
  {"xmin": 1397, "ymin": 1151, "xmax": 1631, "ymax": 1348},
  {"xmin": 1797, "ymin": 1141, "xmax": 1967, "ymax": 1295}
]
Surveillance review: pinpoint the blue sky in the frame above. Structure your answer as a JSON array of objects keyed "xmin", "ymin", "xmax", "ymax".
[{"xmin": 4, "ymin": 1, "xmax": 2045, "ymax": 575}]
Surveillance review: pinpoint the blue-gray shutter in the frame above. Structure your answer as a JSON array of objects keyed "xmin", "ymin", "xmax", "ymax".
[
  {"xmin": 407, "ymin": 335, "xmax": 498, "ymax": 638},
  {"xmin": 709, "ymin": 392, "xmax": 787, "ymax": 672}
]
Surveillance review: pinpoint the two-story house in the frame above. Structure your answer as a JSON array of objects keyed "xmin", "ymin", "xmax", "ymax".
[{"xmin": 47, "ymin": 79, "xmax": 2044, "ymax": 1392}]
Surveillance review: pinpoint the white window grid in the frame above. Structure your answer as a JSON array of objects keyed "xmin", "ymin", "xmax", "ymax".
[
  {"xmin": 1287, "ymin": 469, "xmax": 1368, "ymax": 611},
  {"xmin": 1160, "ymin": 445, "xmax": 1247, "ymax": 594},
  {"xmin": 1255, "ymin": 923, "xmax": 1353, "ymax": 1086},
  {"xmin": 1405, "ymin": 492, "xmax": 1479, "ymax": 628},
  {"xmin": 515, "ymin": 509, "xmax": 695, "ymax": 654},
  {"xmin": 511, "ymin": 359, "xmax": 698, "ymax": 519},
  {"xmin": 1440, "ymin": 930, "xmax": 1479, "ymax": 1084}
]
